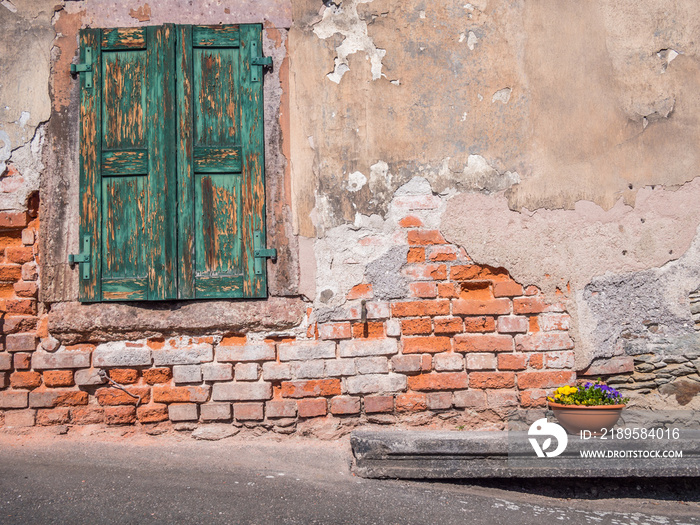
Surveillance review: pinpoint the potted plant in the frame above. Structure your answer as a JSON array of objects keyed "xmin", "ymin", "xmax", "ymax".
[{"xmin": 547, "ymin": 381, "xmax": 629, "ymax": 436}]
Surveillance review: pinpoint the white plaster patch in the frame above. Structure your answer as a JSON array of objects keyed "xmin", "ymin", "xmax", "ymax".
[
  {"xmin": 313, "ymin": 0, "xmax": 387, "ymax": 83},
  {"xmin": 1, "ymin": 0, "xmax": 17, "ymax": 13},
  {"xmin": 467, "ymin": 31, "xmax": 478, "ymax": 50},
  {"xmin": 347, "ymin": 171, "xmax": 367, "ymax": 192},
  {"xmin": 492, "ymin": 87, "xmax": 512, "ymax": 104},
  {"xmin": 18, "ymin": 111, "xmax": 30, "ymax": 128}
]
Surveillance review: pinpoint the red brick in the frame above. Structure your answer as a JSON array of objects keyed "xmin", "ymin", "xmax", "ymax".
[
  {"xmin": 10, "ymin": 371, "xmax": 42, "ymax": 389},
  {"xmin": 143, "ymin": 368, "xmax": 172, "ymax": 385},
  {"xmin": 458, "ymin": 282, "xmax": 494, "ymax": 301},
  {"xmin": 391, "ymin": 355, "xmax": 422, "ymax": 373},
  {"xmin": 454, "ymin": 334, "xmax": 513, "ymax": 353},
  {"xmin": 5, "ymin": 333, "xmax": 37, "ymax": 352},
  {"xmin": 410, "ymin": 282, "xmax": 437, "ymax": 298},
  {"xmin": 152, "ymin": 385, "xmax": 210, "ymax": 403},
  {"xmin": 514, "ymin": 333, "xmax": 574, "ymax": 352},
  {"xmin": 517, "ymin": 371, "xmax": 577, "ymax": 389},
  {"xmin": 13, "ymin": 282, "xmax": 38, "ymax": 298},
  {"xmin": 529, "ymin": 317, "xmax": 540, "ymax": 332},
  {"xmin": 297, "ymin": 398, "xmax": 327, "ymax": 418},
  {"xmin": 407, "ymin": 372, "xmax": 468, "ymax": 391},
  {"xmin": 5, "ymin": 247, "xmax": 34, "ymax": 264},
  {"xmin": 538, "ymin": 313, "xmax": 571, "ymax": 332},
  {"xmin": 546, "ymin": 350, "xmax": 575, "ymax": 369},
  {"xmin": 347, "ymin": 283, "xmax": 373, "ymax": 300},
  {"xmin": 43, "ymin": 370, "xmax": 74, "ymax": 387},
  {"xmin": 493, "ymin": 280, "xmax": 523, "ymax": 297},
  {"xmin": 234, "ymin": 402, "xmax": 264, "ymax": 420},
  {"xmin": 29, "ymin": 390, "xmax": 88, "ymax": 408},
  {"xmin": 266, "ymin": 400, "xmax": 297, "ymax": 418},
  {"xmin": 104, "ymin": 406, "xmax": 137, "ymax": 425},
  {"xmin": 403, "ymin": 264, "xmax": 447, "ymax": 281},
  {"xmin": 0, "ymin": 282, "xmax": 14, "ymax": 299},
  {"xmin": 399, "ymin": 216, "xmax": 423, "ymax": 228},
  {"xmin": 65, "ymin": 343, "xmax": 96, "ymax": 352},
  {"xmin": 437, "ymin": 282, "xmax": 459, "ymax": 298},
  {"xmin": 426, "ymin": 392, "xmax": 453, "ymax": 410},
  {"xmin": 497, "ymin": 316, "xmax": 528, "ymax": 334},
  {"xmin": 0, "ymin": 264, "xmax": 22, "ymax": 281},
  {"xmin": 407, "ymin": 247, "xmax": 425, "ymax": 263},
  {"xmin": 453, "ymin": 390, "xmax": 486, "ymax": 408},
  {"xmin": 463, "ymin": 316, "xmax": 496, "ymax": 333},
  {"xmin": 469, "ymin": 372, "xmax": 515, "ymax": 389},
  {"xmin": 0, "ymin": 211, "xmax": 28, "ymax": 229},
  {"xmin": 529, "ymin": 353, "xmax": 544, "ymax": 369},
  {"xmin": 465, "ymin": 353, "xmax": 496, "ymax": 370},
  {"xmin": 392, "ymin": 300, "xmax": 450, "ymax": 317},
  {"xmin": 434, "ymin": 317, "xmax": 463, "ymax": 334},
  {"xmin": 351, "ymin": 321, "xmax": 384, "ymax": 339},
  {"xmin": 486, "ymin": 390, "xmax": 519, "ymax": 407},
  {"xmin": 427, "ymin": 246, "xmax": 460, "ymax": 262},
  {"xmin": 421, "ymin": 354, "xmax": 432, "ymax": 371},
  {"xmin": 318, "ymin": 322, "xmax": 353, "ymax": 340},
  {"xmin": 497, "ymin": 353, "xmax": 529, "ymax": 370},
  {"xmin": 364, "ymin": 395, "xmax": 393, "ymax": 413},
  {"xmin": 13, "ymin": 352, "xmax": 31, "ymax": 370},
  {"xmin": 36, "ymin": 408, "xmax": 71, "ymax": 426},
  {"xmin": 108, "ymin": 369, "xmax": 139, "ymax": 384},
  {"xmin": 453, "ymin": 299, "xmax": 511, "ymax": 316},
  {"xmin": 95, "ymin": 386, "xmax": 151, "ymax": 406},
  {"xmin": 21, "ymin": 262, "xmax": 38, "ymax": 281},
  {"xmin": 396, "ymin": 392, "xmax": 427, "ymax": 411},
  {"xmin": 5, "ymin": 299, "xmax": 36, "ymax": 315},
  {"xmin": 407, "ymin": 230, "xmax": 446, "ymax": 245},
  {"xmin": 219, "ymin": 335, "xmax": 247, "ymax": 346},
  {"xmin": 401, "ymin": 318, "xmax": 432, "ymax": 336},
  {"xmin": 403, "ymin": 336, "xmax": 451, "ymax": 354},
  {"xmin": 281, "ymin": 379, "xmax": 341, "ymax": 399},
  {"xmin": 70, "ymin": 406, "xmax": 105, "ymax": 425},
  {"xmin": 1, "ymin": 315, "xmax": 38, "ymax": 335},
  {"xmin": 520, "ymin": 389, "xmax": 548, "ymax": 408},
  {"xmin": 450, "ymin": 265, "xmax": 509, "ymax": 281},
  {"xmin": 513, "ymin": 297, "xmax": 548, "ymax": 314},
  {"xmin": 330, "ymin": 395, "xmax": 361, "ymax": 415},
  {"xmin": 136, "ymin": 404, "xmax": 169, "ymax": 423}
]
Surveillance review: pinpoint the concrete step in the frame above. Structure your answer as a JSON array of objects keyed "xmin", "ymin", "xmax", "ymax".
[{"xmin": 351, "ymin": 429, "xmax": 700, "ymax": 478}]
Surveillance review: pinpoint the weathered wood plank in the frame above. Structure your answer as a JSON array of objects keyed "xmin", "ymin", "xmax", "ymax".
[
  {"xmin": 102, "ymin": 150, "xmax": 148, "ymax": 176},
  {"xmin": 102, "ymin": 278, "xmax": 148, "ymax": 301},
  {"xmin": 102, "ymin": 27, "xmax": 146, "ymax": 50},
  {"xmin": 193, "ymin": 147, "xmax": 242, "ymax": 173},
  {"xmin": 78, "ymin": 29, "xmax": 102, "ymax": 302},
  {"xmin": 194, "ymin": 275, "xmax": 244, "ymax": 298},
  {"xmin": 102, "ymin": 50, "xmax": 147, "ymax": 150},
  {"xmin": 146, "ymin": 24, "xmax": 177, "ymax": 300},
  {"xmin": 193, "ymin": 25, "xmax": 239, "ymax": 48},
  {"xmin": 239, "ymin": 24, "xmax": 267, "ymax": 298},
  {"xmin": 176, "ymin": 25, "xmax": 195, "ymax": 299}
]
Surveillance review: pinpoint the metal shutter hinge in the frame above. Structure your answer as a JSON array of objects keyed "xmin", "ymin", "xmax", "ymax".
[
  {"xmin": 70, "ymin": 47, "xmax": 93, "ymax": 89},
  {"xmin": 253, "ymin": 231, "xmax": 276, "ymax": 275},
  {"xmin": 250, "ymin": 41, "xmax": 272, "ymax": 82},
  {"xmin": 68, "ymin": 236, "xmax": 91, "ymax": 280}
]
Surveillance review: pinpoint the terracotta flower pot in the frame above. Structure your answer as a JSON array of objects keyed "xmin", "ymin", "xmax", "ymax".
[{"xmin": 548, "ymin": 401, "xmax": 625, "ymax": 436}]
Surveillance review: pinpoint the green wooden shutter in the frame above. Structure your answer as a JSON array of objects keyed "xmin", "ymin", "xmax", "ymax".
[
  {"xmin": 78, "ymin": 26, "xmax": 177, "ymax": 301},
  {"xmin": 176, "ymin": 24, "xmax": 268, "ymax": 299}
]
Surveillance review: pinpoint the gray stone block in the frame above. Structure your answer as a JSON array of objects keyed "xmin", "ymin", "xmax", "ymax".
[
  {"xmin": 202, "ymin": 363, "xmax": 233, "ymax": 382},
  {"xmin": 200, "ymin": 402, "xmax": 232, "ymax": 421},
  {"xmin": 152, "ymin": 344, "xmax": 213, "ymax": 366},
  {"xmin": 278, "ymin": 341, "xmax": 336, "ymax": 361},
  {"xmin": 74, "ymin": 368, "xmax": 107, "ymax": 386},
  {"xmin": 92, "ymin": 342, "xmax": 152, "ymax": 367},
  {"xmin": 173, "ymin": 364, "xmax": 203, "ymax": 384},
  {"xmin": 211, "ymin": 382, "xmax": 272, "ymax": 401},
  {"xmin": 168, "ymin": 403, "xmax": 199, "ymax": 422},
  {"xmin": 262, "ymin": 362, "xmax": 291, "ymax": 381},
  {"xmin": 32, "ymin": 351, "xmax": 91, "ymax": 370},
  {"xmin": 356, "ymin": 357, "xmax": 389, "ymax": 374},
  {"xmin": 346, "ymin": 373, "xmax": 406, "ymax": 394},
  {"xmin": 5, "ymin": 333, "xmax": 38, "ymax": 352},
  {"xmin": 234, "ymin": 363, "xmax": 259, "ymax": 381},
  {"xmin": 0, "ymin": 391, "xmax": 28, "ymax": 408},
  {"xmin": 217, "ymin": 344, "xmax": 275, "ymax": 362},
  {"xmin": 340, "ymin": 339, "xmax": 398, "ymax": 358},
  {"xmin": 325, "ymin": 359, "xmax": 356, "ymax": 377},
  {"xmin": 290, "ymin": 361, "xmax": 325, "ymax": 379}
]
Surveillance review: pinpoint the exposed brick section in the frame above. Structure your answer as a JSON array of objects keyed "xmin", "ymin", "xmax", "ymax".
[
  {"xmin": 434, "ymin": 317, "xmax": 463, "ymax": 334},
  {"xmin": 347, "ymin": 283, "xmax": 373, "ymax": 300},
  {"xmin": 529, "ymin": 353, "xmax": 544, "ymax": 369},
  {"xmin": 32, "ymin": 351, "xmax": 91, "ymax": 370},
  {"xmin": 0, "ymin": 390, "xmax": 29, "ymax": 408},
  {"xmin": 520, "ymin": 389, "xmax": 548, "ymax": 408},
  {"xmin": 391, "ymin": 355, "xmax": 422, "ymax": 374},
  {"xmin": 392, "ymin": 300, "xmax": 450, "ymax": 317},
  {"xmin": 318, "ymin": 322, "xmax": 352, "ymax": 340},
  {"xmin": 538, "ymin": 313, "xmax": 571, "ymax": 331},
  {"xmin": 463, "ymin": 316, "xmax": 496, "ymax": 333},
  {"xmin": 407, "ymin": 229, "xmax": 446, "ymax": 245},
  {"xmin": 4, "ymin": 409, "xmax": 35, "ymax": 427},
  {"xmin": 426, "ymin": 392, "xmax": 453, "ymax": 410},
  {"xmin": 351, "ymin": 321, "xmax": 384, "ymax": 339},
  {"xmin": 95, "ymin": 387, "xmax": 150, "ymax": 406},
  {"xmin": 437, "ymin": 282, "xmax": 460, "ymax": 298},
  {"xmin": 466, "ymin": 353, "xmax": 497, "ymax": 370},
  {"xmin": 108, "ymin": 369, "xmax": 139, "ymax": 384},
  {"xmin": 281, "ymin": 379, "xmax": 341, "ymax": 398},
  {"xmin": 454, "ymin": 334, "xmax": 514, "ymax": 353},
  {"xmin": 364, "ymin": 395, "xmax": 393, "ymax": 413},
  {"xmin": 266, "ymin": 400, "xmax": 297, "ymax": 418},
  {"xmin": 70, "ymin": 406, "xmax": 105, "ymax": 425},
  {"xmin": 493, "ymin": 280, "xmax": 523, "ymax": 297},
  {"xmin": 211, "ymin": 382, "xmax": 271, "ymax": 402},
  {"xmin": 153, "ymin": 385, "xmax": 211, "ymax": 403},
  {"xmin": 403, "ymin": 336, "xmax": 451, "ymax": 354},
  {"xmin": 143, "ymin": 368, "xmax": 172, "ymax": 384},
  {"xmin": 399, "ymin": 216, "xmax": 422, "ymax": 228},
  {"xmin": 29, "ymin": 390, "xmax": 88, "ymax": 408},
  {"xmin": 427, "ymin": 246, "xmax": 460, "ymax": 262},
  {"xmin": 453, "ymin": 390, "xmax": 486, "ymax": 409},
  {"xmin": 407, "ymin": 372, "xmax": 468, "ymax": 391},
  {"xmin": 407, "ymin": 247, "xmax": 425, "ymax": 263},
  {"xmin": 5, "ymin": 299, "xmax": 36, "ymax": 315},
  {"xmin": 403, "ymin": 264, "xmax": 447, "ymax": 281},
  {"xmin": 5, "ymin": 333, "xmax": 37, "ymax": 352},
  {"xmin": 12, "ymin": 353, "xmax": 31, "ymax": 370},
  {"xmin": 497, "ymin": 316, "xmax": 528, "ymax": 334},
  {"xmin": 14, "ymin": 282, "xmax": 37, "ymax": 298},
  {"xmin": 6, "ymin": 246, "xmax": 34, "ymax": 264},
  {"xmin": 400, "ymin": 318, "xmax": 432, "ymax": 336},
  {"xmin": 453, "ymin": 299, "xmax": 511, "ymax": 316},
  {"xmin": 36, "ymin": 408, "xmax": 71, "ymax": 426},
  {"xmin": 297, "ymin": 398, "xmax": 327, "ymax": 418},
  {"xmin": 513, "ymin": 297, "xmax": 547, "ymax": 314},
  {"xmin": 433, "ymin": 353, "xmax": 464, "ymax": 371},
  {"xmin": 514, "ymin": 333, "xmax": 574, "ymax": 352},
  {"xmin": 468, "ymin": 372, "xmax": 515, "ymax": 389},
  {"xmin": 168, "ymin": 403, "xmax": 198, "ymax": 422},
  {"xmin": 137, "ymin": 404, "xmax": 169, "ymax": 423},
  {"xmin": 497, "ymin": 353, "xmax": 529, "ymax": 370},
  {"xmin": 409, "ymin": 282, "xmax": 437, "ymax": 299},
  {"xmin": 200, "ymin": 403, "xmax": 232, "ymax": 421},
  {"xmin": 0, "ymin": 211, "xmax": 28, "ymax": 229},
  {"xmin": 330, "ymin": 395, "xmax": 361, "ymax": 415},
  {"xmin": 43, "ymin": 370, "xmax": 74, "ymax": 387},
  {"xmin": 450, "ymin": 265, "xmax": 509, "ymax": 282},
  {"xmin": 0, "ymin": 264, "xmax": 22, "ymax": 281},
  {"xmin": 104, "ymin": 406, "xmax": 137, "ymax": 425},
  {"xmin": 2, "ymin": 315, "xmax": 38, "ymax": 335},
  {"xmin": 517, "ymin": 371, "xmax": 576, "ymax": 389},
  {"xmin": 234, "ymin": 402, "xmax": 264, "ymax": 421},
  {"xmin": 10, "ymin": 371, "xmax": 42, "ymax": 389},
  {"xmin": 396, "ymin": 392, "xmax": 428, "ymax": 411}
]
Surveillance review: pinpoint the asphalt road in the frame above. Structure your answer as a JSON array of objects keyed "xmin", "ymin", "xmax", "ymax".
[{"xmin": 0, "ymin": 428, "xmax": 699, "ymax": 525}]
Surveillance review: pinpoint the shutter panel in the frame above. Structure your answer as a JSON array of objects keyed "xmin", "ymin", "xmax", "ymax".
[
  {"xmin": 177, "ymin": 24, "xmax": 268, "ymax": 299},
  {"xmin": 77, "ymin": 26, "xmax": 177, "ymax": 301}
]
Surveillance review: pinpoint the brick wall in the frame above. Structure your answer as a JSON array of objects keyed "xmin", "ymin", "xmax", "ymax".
[{"xmin": 0, "ymin": 202, "xmax": 580, "ymax": 433}]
